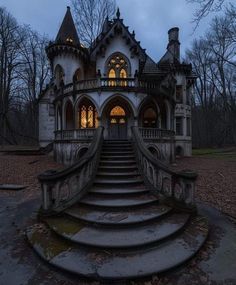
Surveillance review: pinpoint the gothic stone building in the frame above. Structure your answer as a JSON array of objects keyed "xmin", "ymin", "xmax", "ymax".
[{"xmin": 38, "ymin": 7, "xmax": 195, "ymax": 166}]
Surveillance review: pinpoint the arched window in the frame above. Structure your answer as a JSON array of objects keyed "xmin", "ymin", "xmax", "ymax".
[
  {"xmin": 143, "ymin": 107, "xmax": 157, "ymax": 128},
  {"xmin": 110, "ymin": 106, "xmax": 126, "ymax": 116},
  {"xmin": 77, "ymin": 99, "xmax": 98, "ymax": 129},
  {"xmin": 55, "ymin": 65, "xmax": 64, "ymax": 88},
  {"xmin": 73, "ymin": 68, "xmax": 82, "ymax": 83},
  {"xmin": 107, "ymin": 53, "xmax": 129, "ymax": 86},
  {"xmin": 65, "ymin": 101, "xmax": 74, "ymax": 130}
]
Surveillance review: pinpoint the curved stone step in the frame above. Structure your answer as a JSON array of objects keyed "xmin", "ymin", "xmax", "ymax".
[
  {"xmin": 100, "ymin": 160, "xmax": 136, "ymax": 166},
  {"xmin": 26, "ymin": 216, "xmax": 208, "ymax": 281},
  {"xmin": 101, "ymin": 155, "xmax": 135, "ymax": 161},
  {"xmin": 98, "ymin": 165, "xmax": 138, "ymax": 172},
  {"xmin": 94, "ymin": 177, "xmax": 143, "ymax": 186},
  {"xmin": 65, "ymin": 204, "xmax": 172, "ymax": 226},
  {"xmin": 89, "ymin": 185, "xmax": 148, "ymax": 195},
  {"xmin": 96, "ymin": 171, "xmax": 140, "ymax": 178},
  {"xmin": 101, "ymin": 151, "xmax": 134, "ymax": 155},
  {"xmin": 80, "ymin": 193, "xmax": 158, "ymax": 208},
  {"xmin": 45, "ymin": 213, "xmax": 190, "ymax": 249}
]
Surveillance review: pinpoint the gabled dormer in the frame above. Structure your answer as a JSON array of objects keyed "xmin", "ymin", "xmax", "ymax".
[{"xmin": 90, "ymin": 9, "xmax": 147, "ymax": 78}]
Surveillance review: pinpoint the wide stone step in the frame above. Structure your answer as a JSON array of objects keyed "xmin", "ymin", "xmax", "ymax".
[
  {"xmin": 100, "ymin": 160, "xmax": 136, "ymax": 166},
  {"xmin": 45, "ymin": 213, "xmax": 190, "ymax": 249},
  {"xmin": 65, "ymin": 204, "xmax": 172, "ymax": 226},
  {"xmin": 89, "ymin": 185, "xmax": 147, "ymax": 195},
  {"xmin": 27, "ymin": 216, "xmax": 208, "ymax": 281},
  {"xmin": 94, "ymin": 177, "xmax": 143, "ymax": 186},
  {"xmin": 96, "ymin": 171, "xmax": 140, "ymax": 178},
  {"xmin": 80, "ymin": 193, "xmax": 158, "ymax": 208},
  {"xmin": 101, "ymin": 155, "xmax": 135, "ymax": 160},
  {"xmin": 101, "ymin": 151, "xmax": 134, "ymax": 156},
  {"xmin": 98, "ymin": 165, "xmax": 138, "ymax": 173}
]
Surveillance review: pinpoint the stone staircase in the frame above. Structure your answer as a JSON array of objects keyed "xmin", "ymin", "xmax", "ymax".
[{"xmin": 27, "ymin": 140, "xmax": 208, "ymax": 281}]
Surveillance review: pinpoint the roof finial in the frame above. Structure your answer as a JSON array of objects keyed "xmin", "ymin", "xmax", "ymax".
[
  {"xmin": 116, "ymin": 7, "xmax": 120, "ymax": 19},
  {"xmin": 67, "ymin": 6, "xmax": 70, "ymax": 10}
]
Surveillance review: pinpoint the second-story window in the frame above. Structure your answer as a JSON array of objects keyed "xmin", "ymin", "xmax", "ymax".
[
  {"xmin": 176, "ymin": 85, "xmax": 183, "ymax": 103},
  {"xmin": 107, "ymin": 53, "xmax": 128, "ymax": 86}
]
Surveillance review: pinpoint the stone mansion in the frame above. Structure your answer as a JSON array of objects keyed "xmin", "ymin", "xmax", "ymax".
[{"xmin": 38, "ymin": 7, "xmax": 195, "ymax": 165}]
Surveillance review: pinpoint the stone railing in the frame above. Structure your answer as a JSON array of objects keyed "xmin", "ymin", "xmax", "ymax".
[
  {"xmin": 58, "ymin": 77, "xmax": 163, "ymax": 96},
  {"xmin": 38, "ymin": 127, "xmax": 104, "ymax": 215},
  {"xmin": 139, "ymin": 128, "xmax": 175, "ymax": 140},
  {"xmin": 132, "ymin": 126, "xmax": 197, "ymax": 210},
  {"xmin": 55, "ymin": 128, "xmax": 96, "ymax": 141}
]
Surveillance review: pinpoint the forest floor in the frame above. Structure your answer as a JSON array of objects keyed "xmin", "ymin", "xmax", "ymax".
[{"xmin": 0, "ymin": 151, "xmax": 235, "ymax": 285}]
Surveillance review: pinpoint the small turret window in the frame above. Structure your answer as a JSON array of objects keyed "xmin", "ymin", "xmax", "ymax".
[{"xmin": 55, "ymin": 65, "xmax": 64, "ymax": 88}]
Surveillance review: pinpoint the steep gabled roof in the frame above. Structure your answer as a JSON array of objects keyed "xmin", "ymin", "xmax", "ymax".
[
  {"xmin": 55, "ymin": 6, "xmax": 80, "ymax": 46},
  {"xmin": 90, "ymin": 9, "xmax": 146, "ymax": 61},
  {"xmin": 142, "ymin": 55, "xmax": 163, "ymax": 74}
]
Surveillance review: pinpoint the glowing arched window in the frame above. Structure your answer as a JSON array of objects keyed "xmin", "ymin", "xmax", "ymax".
[
  {"xmin": 107, "ymin": 53, "xmax": 129, "ymax": 86},
  {"xmin": 110, "ymin": 106, "xmax": 126, "ymax": 117},
  {"xmin": 77, "ymin": 99, "xmax": 98, "ymax": 129}
]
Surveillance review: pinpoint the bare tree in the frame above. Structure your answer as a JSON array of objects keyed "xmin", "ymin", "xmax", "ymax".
[
  {"xmin": 71, "ymin": 0, "xmax": 116, "ymax": 47},
  {"xmin": 186, "ymin": 0, "xmax": 232, "ymax": 28}
]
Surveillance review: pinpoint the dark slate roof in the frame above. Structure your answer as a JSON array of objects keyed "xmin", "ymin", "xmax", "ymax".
[
  {"xmin": 55, "ymin": 7, "xmax": 80, "ymax": 46},
  {"xmin": 142, "ymin": 56, "xmax": 162, "ymax": 74}
]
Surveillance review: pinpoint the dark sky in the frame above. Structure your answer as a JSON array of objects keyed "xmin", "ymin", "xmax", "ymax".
[{"xmin": 0, "ymin": 0, "xmax": 213, "ymax": 61}]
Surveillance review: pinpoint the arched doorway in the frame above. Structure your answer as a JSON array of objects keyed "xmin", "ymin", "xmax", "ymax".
[
  {"xmin": 109, "ymin": 106, "xmax": 127, "ymax": 139},
  {"xmin": 142, "ymin": 107, "xmax": 158, "ymax": 128}
]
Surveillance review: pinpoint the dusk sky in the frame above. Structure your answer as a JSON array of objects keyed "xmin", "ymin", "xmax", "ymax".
[{"xmin": 0, "ymin": 0, "xmax": 214, "ymax": 61}]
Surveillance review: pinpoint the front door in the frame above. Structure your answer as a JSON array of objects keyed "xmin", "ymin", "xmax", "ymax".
[{"xmin": 108, "ymin": 106, "xmax": 127, "ymax": 140}]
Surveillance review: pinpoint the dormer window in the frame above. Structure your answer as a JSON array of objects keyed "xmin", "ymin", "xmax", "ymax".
[
  {"xmin": 107, "ymin": 53, "xmax": 129, "ymax": 86},
  {"xmin": 66, "ymin": 37, "xmax": 73, "ymax": 43}
]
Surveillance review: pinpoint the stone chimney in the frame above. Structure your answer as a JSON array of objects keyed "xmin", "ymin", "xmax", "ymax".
[{"xmin": 167, "ymin": 27, "xmax": 180, "ymax": 62}]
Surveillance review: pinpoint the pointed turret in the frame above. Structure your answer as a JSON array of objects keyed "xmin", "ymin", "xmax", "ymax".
[{"xmin": 55, "ymin": 6, "xmax": 80, "ymax": 46}]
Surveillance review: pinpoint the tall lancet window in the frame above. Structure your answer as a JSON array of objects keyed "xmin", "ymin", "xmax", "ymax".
[
  {"xmin": 107, "ymin": 53, "xmax": 129, "ymax": 86},
  {"xmin": 77, "ymin": 99, "xmax": 98, "ymax": 129}
]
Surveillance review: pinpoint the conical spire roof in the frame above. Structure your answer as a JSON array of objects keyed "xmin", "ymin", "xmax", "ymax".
[{"xmin": 55, "ymin": 6, "xmax": 80, "ymax": 46}]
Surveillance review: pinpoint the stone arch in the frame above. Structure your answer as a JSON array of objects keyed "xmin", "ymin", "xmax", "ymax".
[
  {"xmin": 105, "ymin": 52, "xmax": 132, "ymax": 77},
  {"xmin": 147, "ymin": 145, "xmax": 162, "ymax": 160},
  {"xmin": 75, "ymin": 96, "xmax": 98, "ymax": 129},
  {"xmin": 76, "ymin": 146, "xmax": 89, "ymax": 160},
  {"xmin": 63, "ymin": 99, "xmax": 74, "ymax": 130},
  {"xmin": 138, "ymin": 98, "xmax": 160, "ymax": 128},
  {"xmin": 54, "ymin": 64, "xmax": 64, "ymax": 88},
  {"xmin": 100, "ymin": 94, "xmax": 135, "ymax": 139},
  {"xmin": 175, "ymin": 145, "xmax": 184, "ymax": 157},
  {"xmin": 73, "ymin": 68, "xmax": 83, "ymax": 83}
]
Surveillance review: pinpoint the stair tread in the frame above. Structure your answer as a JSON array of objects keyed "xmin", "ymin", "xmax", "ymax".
[
  {"xmin": 80, "ymin": 193, "xmax": 157, "ymax": 207},
  {"xmin": 96, "ymin": 171, "xmax": 139, "ymax": 176},
  {"xmin": 65, "ymin": 204, "xmax": 172, "ymax": 225},
  {"xmin": 27, "ymin": 216, "xmax": 208, "ymax": 280},
  {"xmin": 94, "ymin": 178, "xmax": 143, "ymax": 185},
  {"xmin": 45, "ymin": 213, "xmax": 190, "ymax": 248},
  {"xmin": 89, "ymin": 186, "xmax": 147, "ymax": 194}
]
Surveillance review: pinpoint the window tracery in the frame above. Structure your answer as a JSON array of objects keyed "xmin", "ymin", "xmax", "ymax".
[{"xmin": 77, "ymin": 99, "xmax": 98, "ymax": 129}]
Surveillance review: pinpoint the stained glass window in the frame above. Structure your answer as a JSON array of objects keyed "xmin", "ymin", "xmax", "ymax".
[
  {"xmin": 107, "ymin": 53, "xmax": 129, "ymax": 86},
  {"xmin": 110, "ymin": 106, "xmax": 126, "ymax": 116},
  {"xmin": 78, "ymin": 99, "xmax": 98, "ymax": 129}
]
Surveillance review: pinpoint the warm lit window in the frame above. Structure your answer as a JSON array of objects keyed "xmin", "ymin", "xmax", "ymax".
[
  {"xmin": 110, "ymin": 106, "xmax": 126, "ymax": 116},
  {"xmin": 107, "ymin": 53, "xmax": 129, "ymax": 86},
  {"xmin": 77, "ymin": 99, "xmax": 98, "ymax": 129}
]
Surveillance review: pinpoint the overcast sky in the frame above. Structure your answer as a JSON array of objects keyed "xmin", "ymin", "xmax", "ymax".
[{"xmin": 0, "ymin": 0, "xmax": 213, "ymax": 61}]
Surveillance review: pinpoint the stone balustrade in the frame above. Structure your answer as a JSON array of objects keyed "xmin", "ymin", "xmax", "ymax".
[
  {"xmin": 139, "ymin": 128, "xmax": 175, "ymax": 140},
  {"xmin": 38, "ymin": 127, "xmax": 104, "ymax": 214},
  {"xmin": 55, "ymin": 129, "xmax": 96, "ymax": 141},
  {"xmin": 132, "ymin": 126, "xmax": 197, "ymax": 210}
]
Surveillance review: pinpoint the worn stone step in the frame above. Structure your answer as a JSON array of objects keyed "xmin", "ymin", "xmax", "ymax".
[
  {"xmin": 80, "ymin": 193, "xmax": 158, "ymax": 208},
  {"xmin": 101, "ymin": 155, "xmax": 135, "ymax": 160},
  {"xmin": 45, "ymin": 213, "xmax": 190, "ymax": 249},
  {"xmin": 100, "ymin": 160, "xmax": 136, "ymax": 166},
  {"xmin": 98, "ymin": 165, "xmax": 138, "ymax": 173},
  {"xmin": 65, "ymin": 204, "xmax": 172, "ymax": 226},
  {"xmin": 27, "ymin": 216, "xmax": 208, "ymax": 281},
  {"xmin": 101, "ymin": 151, "xmax": 134, "ymax": 156},
  {"xmin": 96, "ymin": 171, "xmax": 140, "ymax": 178},
  {"xmin": 94, "ymin": 177, "xmax": 143, "ymax": 186},
  {"xmin": 89, "ymin": 185, "xmax": 147, "ymax": 195}
]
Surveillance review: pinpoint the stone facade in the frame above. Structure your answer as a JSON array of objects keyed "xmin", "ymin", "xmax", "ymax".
[{"xmin": 38, "ymin": 7, "xmax": 195, "ymax": 165}]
